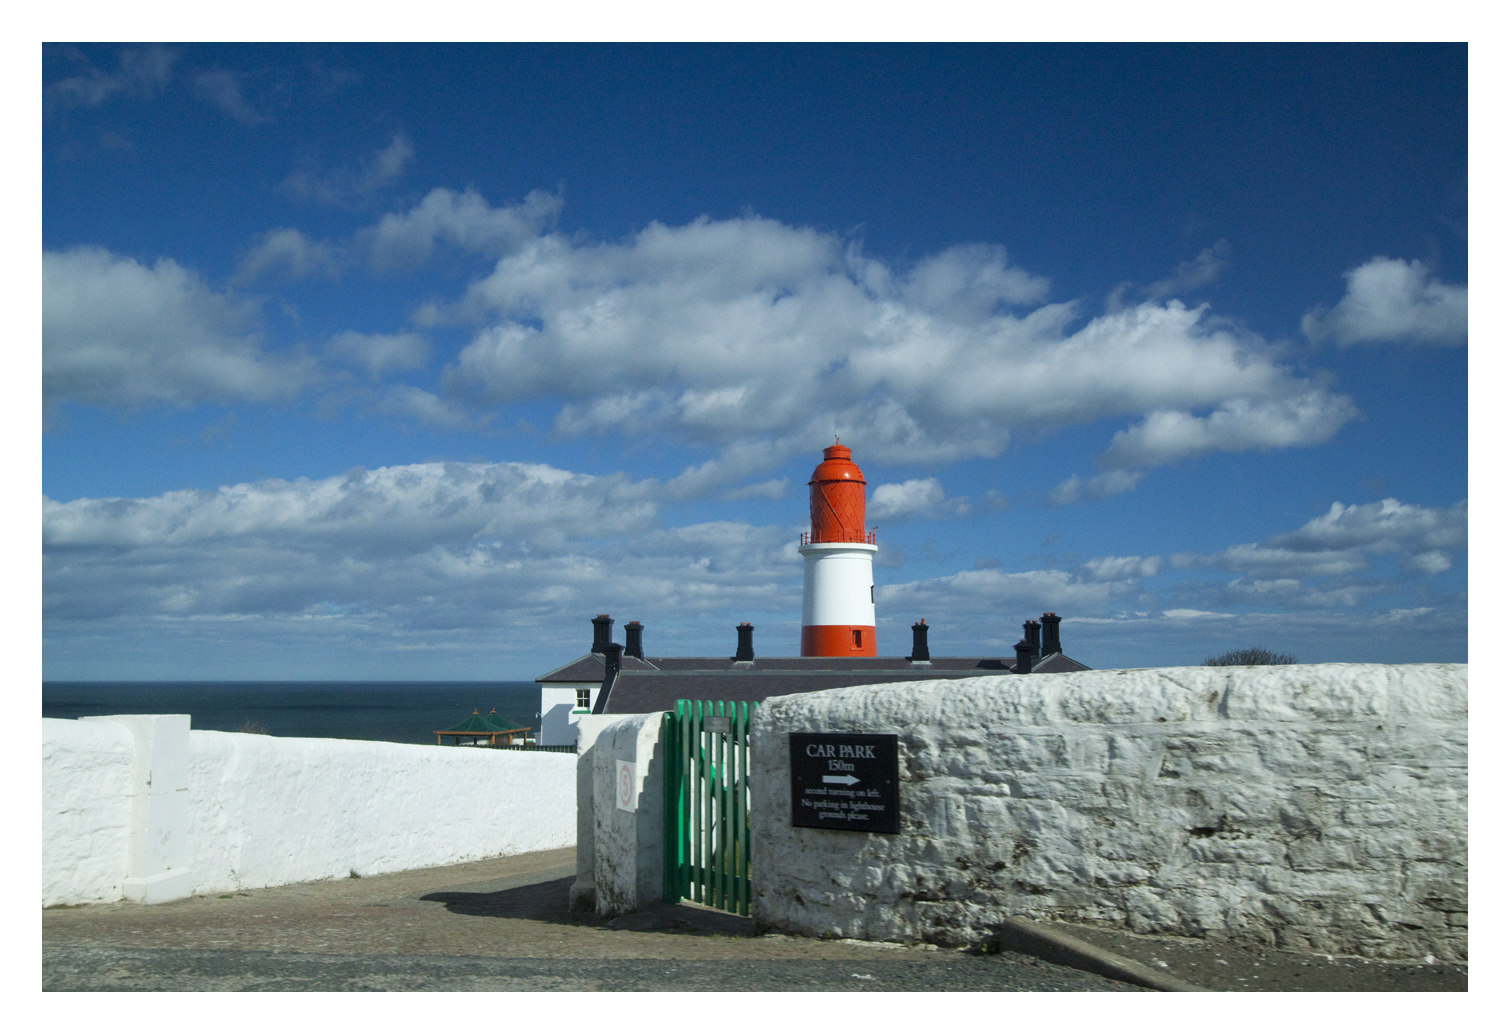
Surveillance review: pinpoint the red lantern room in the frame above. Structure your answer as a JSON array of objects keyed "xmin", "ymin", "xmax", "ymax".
[{"xmin": 807, "ymin": 443, "xmax": 869, "ymax": 544}]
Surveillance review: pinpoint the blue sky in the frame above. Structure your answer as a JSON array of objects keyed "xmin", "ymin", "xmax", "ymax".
[{"xmin": 41, "ymin": 43, "xmax": 1468, "ymax": 680}]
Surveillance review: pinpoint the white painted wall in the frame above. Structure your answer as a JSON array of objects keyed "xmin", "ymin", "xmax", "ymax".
[
  {"xmin": 749, "ymin": 664, "xmax": 1467, "ymax": 962},
  {"xmin": 42, "ymin": 718, "xmax": 134, "ymax": 906},
  {"xmin": 540, "ymin": 683, "xmax": 597, "ymax": 746},
  {"xmin": 43, "ymin": 717, "xmax": 576, "ymax": 906}
]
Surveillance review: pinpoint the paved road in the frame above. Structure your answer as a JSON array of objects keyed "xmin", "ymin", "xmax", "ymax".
[
  {"xmin": 52, "ymin": 847, "xmax": 1459, "ymax": 992},
  {"xmin": 42, "ymin": 848, "xmax": 1138, "ymax": 992},
  {"xmin": 43, "ymin": 946, "xmax": 1137, "ymax": 992}
]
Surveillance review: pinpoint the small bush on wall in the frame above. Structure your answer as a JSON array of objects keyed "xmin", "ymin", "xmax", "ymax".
[{"xmin": 1205, "ymin": 647, "xmax": 1298, "ymax": 666}]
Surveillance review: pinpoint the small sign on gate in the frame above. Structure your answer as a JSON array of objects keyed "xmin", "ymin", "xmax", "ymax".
[{"xmin": 616, "ymin": 758, "xmax": 636, "ymax": 812}]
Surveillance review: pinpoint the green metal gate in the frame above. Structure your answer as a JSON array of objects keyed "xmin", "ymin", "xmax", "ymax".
[{"xmin": 662, "ymin": 699, "xmax": 754, "ymax": 915}]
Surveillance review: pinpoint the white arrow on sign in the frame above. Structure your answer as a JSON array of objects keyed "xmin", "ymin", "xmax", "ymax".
[{"xmin": 822, "ymin": 774, "xmax": 860, "ymax": 786}]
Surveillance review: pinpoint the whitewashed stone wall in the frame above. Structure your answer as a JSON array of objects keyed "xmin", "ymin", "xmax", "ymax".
[
  {"xmin": 569, "ymin": 713, "xmax": 666, "ymax": 916},
  {"xmin": 42, "ymin": 718, "xmax": 134, "ymax": 907},
  {"xmin": 749, "ymin": 664, "xmax": 1467, "ymax": 962},
  {"xmin": 43, "ymin": 717, "xmax": 577, "ymax": 906}
]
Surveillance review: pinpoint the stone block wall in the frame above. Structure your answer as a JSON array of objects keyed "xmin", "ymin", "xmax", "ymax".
[{"xmin": 748, "ymin": 664, "xmax": 1467, "ymax": 961}]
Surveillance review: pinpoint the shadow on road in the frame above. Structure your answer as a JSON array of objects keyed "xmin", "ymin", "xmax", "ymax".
[{"xmin": 420, "ymin": 875, "xmax": 758, "ymax": 938}]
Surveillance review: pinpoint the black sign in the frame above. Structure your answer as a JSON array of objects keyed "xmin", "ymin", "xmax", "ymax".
[
  {"xmin": 703, "ymin": 715, "xmax": 731, "ymax": 735},
  {"xmin": 789, "ymin": 732, "xmax": 900, "ymax": 834}
]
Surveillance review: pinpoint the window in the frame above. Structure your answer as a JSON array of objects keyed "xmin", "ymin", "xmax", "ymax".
[
  {"xmin": 577, "ymin": 687, "xmax": 591, "ymax": 709},
  {"xmin": 852, "ymin": 629, "xmax": 863, "ymax": 649}
]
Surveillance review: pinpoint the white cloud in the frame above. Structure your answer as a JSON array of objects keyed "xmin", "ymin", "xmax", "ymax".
[
  {"xmin": 899, "ymin": 244, "xmax": 1051, "ymax": 317},
  {"xmin": 234, "ymin": 228, "xmax": 343, "ymax": 283},
  {"xmin": 1145, "ymin": 240, "xmax": 1230, "ymax": 299},
  {"xmin": 1269, "ymin": 498, "xmax": 1466, "ymax": 555},
  {"xmin": 376, "ymin": 385, "xmax": 484, "ymax": 430},
  {"xmin": 877, "ymin": 567, "xmax": 1140, "ymax": 617},
  {"xmin": 721, "ymin": 479, "xmax": 788, "ymax": 502},
  {"xmin": 43, "ymin": 247, "xmax": 316, "ymax": 410},
  {"xmin": 869, "ymin": 479, "xmax": 946, "ymax": 521},
  {"xmin": 418, "ymin": 206, "xmax": 1351, "ymax": 490},
  {"xmin": 49, "ymin": 197, "xmax": 1363, "ymax": 505},
  {"xmin": 1302, "ymin": 257, "xmax": 1467, "ymax": 346},
  {"xmin": 46, "ymin": 46, "xmax": 176, "ymax": 110},
  {"xmin": 1049, "ymin": 470, "xmax": 1146, "ymax": 505},
  {"xmin": 284, "ymin": 133, "xmax": 416, "ymax": 208},
  {"xmin": 1098, "ymin": 389, "xmax": 1358, "ymax": 470},
  {"xmin": 1402, "ymin": 551, "xmax": 1452, "ymax": 576},
  {"xmin": 329, "ymin": 331, "xmax": 430, "ymax": 377},
  {"xmin": 1200, "ymin": 578, "xmax": 1378, "ymax": 610},
  {"xmin": 1081, "ymin": 555, "xmax": 1162, "ymax": 581},
  {"xmin": 363, "ymin": 187, "xmax": 562, "ymax": 269},
  {"xmin": 42, "ymin": 460, "xmax": 822, "ymax": 656},
  {"xmin": 193, "ymin": 70, "xmax": 270, "ymax": 125},
  {"xmin": 1171, "ymin": 543, "xmax": 1368, "ymax": 578},
  {"xmin": 1171, "ymin": 498, "xmax": 1465, "ymax": 578},
  {"xmin": 42, "ymin": 460, "xmax": 1466, "ymax": 674}
]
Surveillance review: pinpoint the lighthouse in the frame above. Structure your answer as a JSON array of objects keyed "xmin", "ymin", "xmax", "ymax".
[{"xmin": 799, "ymin": 442, "xmax": 878, "ymax": 656}]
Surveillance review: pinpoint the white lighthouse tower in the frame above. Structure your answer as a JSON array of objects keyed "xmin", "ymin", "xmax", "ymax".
[{"xmin": 799, "ymin": 442, "xmax": 878, "ymax": 656}]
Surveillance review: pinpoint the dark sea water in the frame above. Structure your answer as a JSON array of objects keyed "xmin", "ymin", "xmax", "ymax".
[{"xmin": 41, "ymin": 682, "xmax": 543, "ymax": 745}]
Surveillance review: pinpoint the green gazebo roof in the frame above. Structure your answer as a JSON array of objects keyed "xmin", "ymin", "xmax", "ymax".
[{"xmin": 435, "ymin": 709, "xmax": 520, "ymax": 734}]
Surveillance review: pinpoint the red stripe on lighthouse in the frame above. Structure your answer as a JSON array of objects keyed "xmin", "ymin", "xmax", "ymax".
[{"xmin": 801, "ymin": 625, "xmax": 876, "ymax": 656}]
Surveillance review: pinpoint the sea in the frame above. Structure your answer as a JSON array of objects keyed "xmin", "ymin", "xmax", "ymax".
[{"xmin": 41, "ymin": 682, "xmax": 544, "ymax": 745}]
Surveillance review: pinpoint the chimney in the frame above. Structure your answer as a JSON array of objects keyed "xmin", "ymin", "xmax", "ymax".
[
  {"xmin": 592, "ymin": 642, "xmax": 623, "ymax": 715},
  {"xmin": 909, "ymin": 619, "xmax": 931, "ymax": 661},
  {"xmin": 1041, "ymin": 612, "xmax": 1062, "ymax": 656},
  {"xmin": 1023, "ymin": 619, "xmax": 1041, "ymax": 661},
  {"xmin": 591, "ymin": 614, "xmax": 613, "ymax": 654},
  {"xmin": 735, "ymin": 622, "xmax": 755, "ymax": 662},
  {"xmin": 624, "ymin": 621, "xmax": 644, "ymax": 660},
  {"xmin": 1014, "ymin": 638, "xmax": 1036, "ymax": 674}
]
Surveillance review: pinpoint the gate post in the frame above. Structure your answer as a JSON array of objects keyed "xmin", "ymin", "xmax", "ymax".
[{"xmin": 587, "ymin": 713, "xmax": 666, "ymax": 916}]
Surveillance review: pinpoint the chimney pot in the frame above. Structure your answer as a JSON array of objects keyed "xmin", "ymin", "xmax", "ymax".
[
  {"xmin": 624, "ymin": 621, "xmax": 644, "ymax": 660},
  {"xmin": 909, "ymin": 619, "xmax": 930, "ymax": 661},
  {"xmin": 1014, "ymin": 638, "xmax": 1036, "ymax": 674},
  {"xmin": 591, "ymin": 614, "xmax": 613, "ymax": 654},
  {"xmin": 735, "ymin": 622, "xmax": 755, "ymax": 662},
  {"xmin": 1041, "ymin": 612, "xmax": 1062, "ymax": 656},
  {"xmin": 603, "ymin": 641, "xmax": 623, "ymax": 679},
  {"xmin": 1023, "ymin": 619, "xmax": 1041, "ymax": 661}
]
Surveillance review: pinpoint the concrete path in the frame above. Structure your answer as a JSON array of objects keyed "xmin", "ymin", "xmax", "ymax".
[
  {"xmin": 1006, "ymin": 918, "xmax": 1467, "ymax": 993},
  {"xmin": 41, "ymin": 848, "xmax": 1137, "ymax": 992}
]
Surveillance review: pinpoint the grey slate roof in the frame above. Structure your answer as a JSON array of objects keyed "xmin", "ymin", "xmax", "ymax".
[
  {"xmin": 538, "ymin": 650, "xmax": 1091, "ymax": 715},
  {"xmin": 539, "ymin": 654, "xmax": 1020, "ymax": 682},
  {"xmin": 536, "ymin": 653, "xmax": 659, "ymax": 682},
  {"xmin": 1030, "ymin": 652, "xmax": 1092, "ymax": 674},
  {"xmin": 579, "ymin": 655, "xmax": 1087, "ymax": 715},
  {"xmin": 595, "ymin": 668, "xmax": 978, "ymax": 715}
]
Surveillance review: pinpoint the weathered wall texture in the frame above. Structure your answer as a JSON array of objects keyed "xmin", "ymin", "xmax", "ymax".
[
  {"xmin": 42, "ymin": 718, "xmax": 135, "ymax": 907},
  {"xmin": 749, "ymin": 664, "xmax": 1467, "ymax": 962},
  {"xmin": 43, "ymin": 718, "xmax": 576, "ymax": 906},
  {"xmin": 586, "ymin": 713, "xmax": 666, "ymax": 916}
]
